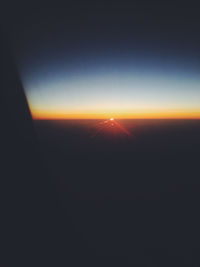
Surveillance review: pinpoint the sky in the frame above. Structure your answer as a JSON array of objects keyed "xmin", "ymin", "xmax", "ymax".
[{"xmin": 2, "ymin": 1, "xmax": 200, "ymax": 119}]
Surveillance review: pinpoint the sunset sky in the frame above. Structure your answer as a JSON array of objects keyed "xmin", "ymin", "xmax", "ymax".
[
  {"xmin": 25, "ymin": 54, "xmax": 200, "ymax": 119},
  {"xmin": 7, "ymin": 2, "xmax": 200, "ymax": 119}
]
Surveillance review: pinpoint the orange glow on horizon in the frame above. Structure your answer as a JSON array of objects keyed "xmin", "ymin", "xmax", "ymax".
[{"xmin": 31, "ymin": 107, "xmax": 200, "ymax": 120}]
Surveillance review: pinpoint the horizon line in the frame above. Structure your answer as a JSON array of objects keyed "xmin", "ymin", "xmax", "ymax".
[
  {"xmin": 30, "ymin": 108, "xmax": 200, "ymax": 120},
  {"xmin": 32, "ymin": 115, "xmax": 200, "ymax": 120},
  {"xmin": 33, "ymin": 117, "xmax": 200, "ymax": 120}
]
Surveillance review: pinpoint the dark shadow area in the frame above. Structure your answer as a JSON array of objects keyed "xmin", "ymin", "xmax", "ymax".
[{"xmin": 0, "ymin": 31, "xmax": 91, "ymax": 267}]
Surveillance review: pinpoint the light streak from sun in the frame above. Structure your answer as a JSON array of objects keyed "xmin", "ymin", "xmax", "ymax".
[{"xmin": 91, "ymin": 118, "xmax": 132, "ymax": 138}]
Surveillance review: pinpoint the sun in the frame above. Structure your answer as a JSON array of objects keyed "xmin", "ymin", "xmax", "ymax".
[{"xmin": 110, "ymin": 118, "xmax": 114, "ymax": 121}]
